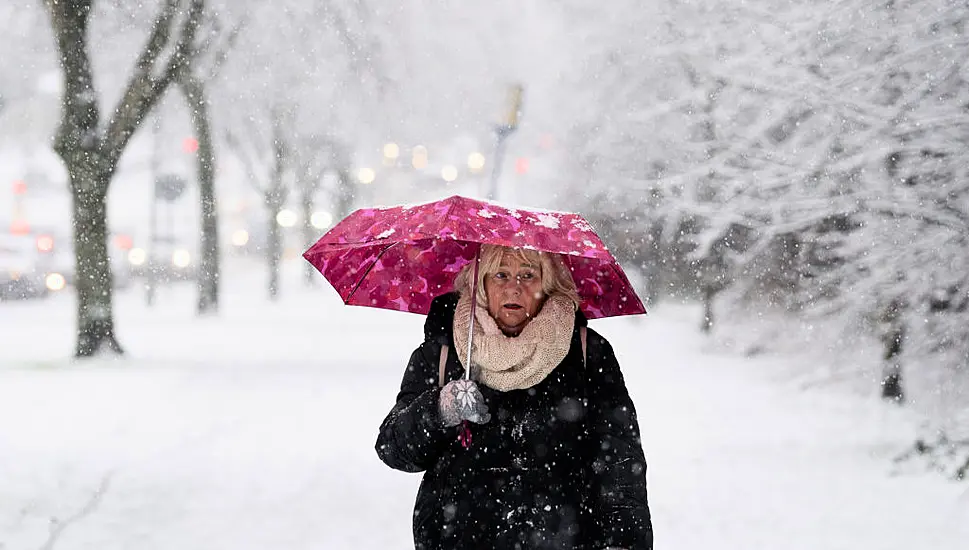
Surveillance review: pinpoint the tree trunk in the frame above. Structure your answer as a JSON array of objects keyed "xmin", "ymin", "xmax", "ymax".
[
  {"xmin": 301, "ymin": 185, "xmax": 316, "ymax": 286},
  {"xmin": 266, "ymin": 121, "xmax": 287, "ymax": 300},
  {"xmin": 266, "ymin": 191, "xmax": 283, "ymax": 300},
  {"xmin": 70, "ymin": 170, "xmax": 125, "ymax": 356},
  {"xmin": 335, "ymin": 168, "xmax": 354, "ymax": 220},
  {"xmin": 881, "ymin": 331, "xmax": 905, "ymax": 403},
  {"xmin": 44, "ymin": 0, "xmax": 205, "ymax": 358},
  {"xmin": 701, "ymin": 285, "xmax": 715, "ymax": 333},
  {"xmin": 880, "ymin": 299, "xmax": 906, "ymax": 403},
  {"xmin": 46, "ymin": 1, "xmax": 121, "ymax": 357},
  {"xmin": 181, "ymin": 76, "xmax": 219, "ymax": 314}
]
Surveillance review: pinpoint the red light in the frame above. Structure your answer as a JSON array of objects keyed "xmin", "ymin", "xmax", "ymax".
[
  {"xmin": 113, "ymin": 234, "xmax": 133, "ymax": 250},
  {"xmin": 514, "ymin": 157, "xmax": 530, "ymax": 174},
  {"xmin": 36, "ymin": 235, "xmax": 55, "ymax": 253},
  {"xmin": 10, "ymin": 219, "xmax": 29, "ymax": 235},
  {"xmin": 182, "ymin": 137, "xmax": 199, "ymax": 154},
  {"xmin": 12, "ymin": 180, "xmax": 26, "ymax": 195}
]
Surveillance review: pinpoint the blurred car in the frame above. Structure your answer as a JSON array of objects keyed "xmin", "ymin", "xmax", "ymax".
[
  {"xmin": 27, "ymin": 229, "xmax": 134, "ymax": 292},
  {"xmin": 0, "ymin": 234, "xmax": 50, "ymax": 300},
  {"xmin": 127, "ymin": 241, "xmax": 197, "ymax": 283}
]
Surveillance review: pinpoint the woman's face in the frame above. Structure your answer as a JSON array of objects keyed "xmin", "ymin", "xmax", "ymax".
[{"xmin": 484, "ymin": 251, "xmax": 545, "ymax": 336}]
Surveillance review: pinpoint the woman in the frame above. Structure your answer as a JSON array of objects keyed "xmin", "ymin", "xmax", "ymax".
[{"xmin": 375, "ymin": 244, "xmax": 653, "ymax": 549}]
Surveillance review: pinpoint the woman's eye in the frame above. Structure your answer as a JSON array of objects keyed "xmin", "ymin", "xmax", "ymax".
[
  {"xmin": 520, "ymin": 272, "xmax": 535, "ymax": 280},
  {"xmin": 494, "ymin": 272, "xmax": 509, "ymax": 280}
]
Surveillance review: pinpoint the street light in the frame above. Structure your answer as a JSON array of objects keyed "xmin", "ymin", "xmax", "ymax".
[
  {"xmin": 412, "ymin": 146, "xmax": 428, "ymax": 170},
  {"xmin": 357, "ymin": 167, "xmax": 376, "ymax": 184},
  {"xmin": 468, "ymin": 152, "xmax": 486, "ymax": 174},
  {"xmin": 311, "ymin": 211, "xmax": 334, "ymax": 229},
  {"xmin": 383, "ymin": 142, "xmax": 400, "ymax": 160},
  {"xmin": 441, "ymin": 165, "xmax": 458, "ymax": 183},
  {"xmin": 276, "ymin": 209, "xmax": 298, "ymax": 227},
  {"xmin": 231, "ymin": 229, "xmax": 250, "ymax": 246},
  {"xmin": 172, "ymin": 249, "xmax": 191, "ymax": 268},
  {"xmin": 486, "ymin": 83, "xmax": 525, "ymax": 200}
]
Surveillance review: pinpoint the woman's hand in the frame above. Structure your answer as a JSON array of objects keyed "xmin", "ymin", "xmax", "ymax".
[{"xmin": 439, "ymin": 379, "xmax": 491, "ymax": 427}]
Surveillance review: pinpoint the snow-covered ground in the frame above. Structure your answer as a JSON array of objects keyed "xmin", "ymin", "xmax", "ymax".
[{"xmin": 1, "ymin": 260, "xmax": 967, "ymax": 549}]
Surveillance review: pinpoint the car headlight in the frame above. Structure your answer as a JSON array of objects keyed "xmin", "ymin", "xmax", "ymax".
[
  {"xmin": 46, "ymin": 273, "xmax": 67, "ymax": 291},
  {"xmin": 172, "ymin": 249, "xmax": 191, "ymax": 268},
  {"xmin": 128, "ymin": 248, "xmax": 147, "ymax": 266}
]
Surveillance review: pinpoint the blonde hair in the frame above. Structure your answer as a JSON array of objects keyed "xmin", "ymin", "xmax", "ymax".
[{"xmin": 453, "ymin": 244, "xmax": 581, "ymax": 310}]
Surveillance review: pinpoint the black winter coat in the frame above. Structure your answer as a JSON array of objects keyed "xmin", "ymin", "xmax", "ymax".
[{"xmin": 376, "ymin": 293, "xmax": 653, "ymax": 549}]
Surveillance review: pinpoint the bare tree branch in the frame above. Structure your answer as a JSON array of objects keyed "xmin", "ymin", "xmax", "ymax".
[
  {"xmin": 102, "ymin": 0, "xmax": 205, "ymax": 167},
  {"xmin": 199, "ymin": 17, "xmax": 247, "ymax": 81},
  {"xmin": 133, "ymin": 0, "xmax": 182, "ymax": 79},
  {"xmin": 224, "ymin": 121, "xmax": 270, "ymax": 195}
]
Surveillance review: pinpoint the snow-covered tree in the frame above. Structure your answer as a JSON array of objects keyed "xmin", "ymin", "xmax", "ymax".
[{"xmin": 556, "ymin": 0, "xmax": 969, "ymax": 472}]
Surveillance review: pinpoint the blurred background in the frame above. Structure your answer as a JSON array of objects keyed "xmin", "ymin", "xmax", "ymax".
[{"xmin": 1, "ymin": 1, "xmax": 968, "ymax": 546}]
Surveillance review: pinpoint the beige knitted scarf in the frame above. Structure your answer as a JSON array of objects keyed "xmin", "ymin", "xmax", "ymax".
[{"xmin": 452, "ymin": 292, "xmax": 575, "ymax": 392}]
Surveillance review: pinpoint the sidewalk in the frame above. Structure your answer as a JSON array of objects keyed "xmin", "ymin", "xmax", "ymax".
[{"xmin": 1, "ymin": 265, "xmax": 966, "ymax": 549}]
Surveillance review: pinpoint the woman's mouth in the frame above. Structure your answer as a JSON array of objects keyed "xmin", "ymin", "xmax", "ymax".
[{"xmin": 503, "ymin": 304, "xmax": 523, "ymax": 310}]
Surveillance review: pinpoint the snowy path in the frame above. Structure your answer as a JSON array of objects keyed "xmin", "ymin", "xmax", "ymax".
[{"xmin": 1, "ymin": 264, "xmax": 967, "ymax": 549}]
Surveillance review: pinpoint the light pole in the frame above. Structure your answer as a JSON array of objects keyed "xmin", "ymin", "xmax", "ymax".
[
  {"xmin": 486, "ymin": 84, "xmax": 524, "ymax": 201},
  {"xmin": 146, "ymin": 113, "xmax": 160, "ymax": 306}
]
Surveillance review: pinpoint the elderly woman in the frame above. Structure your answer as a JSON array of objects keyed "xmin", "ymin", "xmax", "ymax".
[{"xmin": 375, "ymin": 244, "xmax": 653, "ymax": 550}]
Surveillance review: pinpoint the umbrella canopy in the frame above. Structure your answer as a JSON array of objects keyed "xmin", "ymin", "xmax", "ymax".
[{"xmin": 303, "ymin": 195, "xmax": 645, "ymax": 319}]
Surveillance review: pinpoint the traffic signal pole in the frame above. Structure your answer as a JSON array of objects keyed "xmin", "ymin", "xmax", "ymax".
[{"xmin": 147, "ymin": 113, "xmax": 160, "ymax": 306}]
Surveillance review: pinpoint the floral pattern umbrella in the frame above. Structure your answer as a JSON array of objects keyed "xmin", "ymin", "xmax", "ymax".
[{"xmin": 303, "ymin": 195, "xmax": 646, "ymax": 319}]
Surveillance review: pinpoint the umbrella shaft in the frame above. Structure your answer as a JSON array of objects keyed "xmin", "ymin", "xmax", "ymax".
[{"xmin": 465, "ymin": 248, "xmax": 480, "ymax": 380}]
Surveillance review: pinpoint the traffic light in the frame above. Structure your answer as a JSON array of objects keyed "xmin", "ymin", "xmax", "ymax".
[
  {"xmin": 182, "ymin": 137, "xmax": 199, "ymax": 154},
  {"xmin": 36, "ymin": 234, "xmax": 55, "ymax": 253},
  {"xmin": 12, "ymin": 180, "xmax": 26, "ymax": 195},
  {"xmin": 10, "ymin": 219, "xmax": 29, "ymax": 235}
]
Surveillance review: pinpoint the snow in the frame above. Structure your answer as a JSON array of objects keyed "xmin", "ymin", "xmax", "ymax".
[
  {"xmin": 1, "ymin": 260, "xmax": 966, "ymax": 549},
  {"xmin": 533, "ymin": 213, "xmax": 561, "ymax": 230}
]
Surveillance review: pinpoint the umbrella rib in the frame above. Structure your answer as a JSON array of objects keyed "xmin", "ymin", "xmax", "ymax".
[
  {"xmin": 345, "ymin": 242, "xmax": 398, "ymax": 304},
  {"xmin": 438, "ymin": 196, "xmax": 458, "ymax": 239}
]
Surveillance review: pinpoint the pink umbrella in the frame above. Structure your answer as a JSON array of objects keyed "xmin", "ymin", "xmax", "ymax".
[
  {"xmin": 303, "ymin": 195, "xmax": 646, "ymax": 321},
  {"xmin": 305, "ymin": 195, "xmax": 646, "ymax": 448}
]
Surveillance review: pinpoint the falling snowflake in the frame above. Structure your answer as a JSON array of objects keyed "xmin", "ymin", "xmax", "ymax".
[
  {"xmin": 375, "ymin": 228, "xmax": 396, "ymax": 239},
  {"xmin": 534, "ymin": 213, "xmax": 560, "ymax": 229}
]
